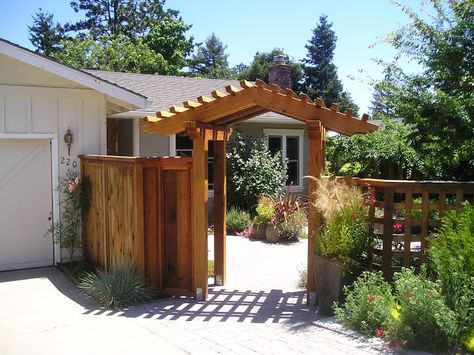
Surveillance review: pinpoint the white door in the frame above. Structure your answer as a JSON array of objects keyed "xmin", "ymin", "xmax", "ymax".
[{"xmin": 0, "ymin": 139, "xmax": 54, "ymax": 271}]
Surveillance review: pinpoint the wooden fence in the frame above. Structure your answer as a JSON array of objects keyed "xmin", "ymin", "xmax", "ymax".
[
  {"xmin": 336, "ymin": 177, "xmax": 474, "ymax": 279},
  {"xmin": 81, "ymin": 155, "xmax": 193, "ymax": 296}
]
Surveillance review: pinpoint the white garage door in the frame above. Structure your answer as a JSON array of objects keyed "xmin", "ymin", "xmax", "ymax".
[{"xmin": 0, "ymin": 139, "xmax": 54, "ymax": 271}]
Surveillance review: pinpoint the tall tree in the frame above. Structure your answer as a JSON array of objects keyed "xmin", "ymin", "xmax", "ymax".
[
  {"xmin": 144, "ymin": 17, "xmax": 194, "ymax": 74},
  {"xmin": 301, "ymin": 15, "xmax": 358, "ymax": 114},
  {"xmin": 51, "ymin": 35, "xmax": 167, "ymax": 74},
  {"xmin": 375, "ymin": 0, "xmax": 474, "ymax": 180},
  {"xmin": 67, "ymin": 0, "xmax": 172, "ymax": 38},
  {"xmin": 238, "ymin": 48, "xmax": 303, "ymax": 92},
  {"xmin": 28, "ymin": 0, "xmax": 193, "ymax": 74},
  {"xmin": 188, "ymin": 33, "xmax": 234, "ymax": 79},
  {"xmin": 28, "ymin": 9, "xmax": 64, "ymax": 56}
]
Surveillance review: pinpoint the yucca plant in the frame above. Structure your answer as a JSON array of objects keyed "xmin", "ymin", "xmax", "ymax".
[{"xmin": 79, "ymin": 264, "xmax": 154, "ymax": 309}]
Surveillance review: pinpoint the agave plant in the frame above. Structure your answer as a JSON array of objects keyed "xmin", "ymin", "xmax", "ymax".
[{"xmin": 79, "ymin": 264, "xmax": 154, "ymax": 309}]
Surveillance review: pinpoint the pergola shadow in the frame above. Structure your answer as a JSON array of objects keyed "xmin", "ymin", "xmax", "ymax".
[{"xmin": 102, "ymin": 288, "xmax": 329, "ymax": 331}]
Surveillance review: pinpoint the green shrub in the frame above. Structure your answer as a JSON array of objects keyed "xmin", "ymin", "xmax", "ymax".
[
  {"xmin": 227, "ymin": 134, "xmax": 285, "ymax": 211},
  {"xmin": 429, "ymin": 203, "xmax": 474, "ymax": 345},
  {"xmin": 254, "ymin": 195, "xmax": 275, "ymax": 224},
  {"xmin": 297, "ymin": 267, "xmax": 307, "ymax": 289},
  {"xmin": 311, "ymin": 178, "xmax": 372, "ymax": 268},
  {"xmin": 276, "ymin": 209, "xmax": 307, "ymax": 240},
  {"xmin": 208, "ymin": 260, "xmax": 215, "ymax": 278},
  {"xmin": 226, "ymin": 207, "xmax": 252, "ymax": 234},
  {"xmin": 334, "ymin": 271, "xmax": 394, "ymax": 336},
  {"xmin": 79, "ymin": 264, "xmax": 154, "ymax": 309},
  {"xmin": 393, "ymin": 268, "xmax": 457, "ymax": 352}
]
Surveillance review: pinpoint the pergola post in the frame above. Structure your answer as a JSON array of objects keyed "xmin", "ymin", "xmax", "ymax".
[
  {"xmin": 190, "ymin": 129, "xmax": 209, "ymax": 301},
  {"xmin": 213, "ymin": 140, "xmax": 227, "ymax": 286},
  {"xmin": 307, "ymin": 120, "xmax": 325, "ymax": 305}
]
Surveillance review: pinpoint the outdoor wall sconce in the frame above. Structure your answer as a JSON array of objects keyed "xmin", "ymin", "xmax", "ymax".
[{"xmin": 64, "ymin": 128, "xmax": 73, "ymax": 156}]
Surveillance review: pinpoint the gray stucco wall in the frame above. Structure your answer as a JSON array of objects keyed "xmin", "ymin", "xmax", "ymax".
[{"xmin": 139, "ymin": 132, "xmax": 170, "ymax": 156}]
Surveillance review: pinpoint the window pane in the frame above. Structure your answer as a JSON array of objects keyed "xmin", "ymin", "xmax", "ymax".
[
  {"xmin": 268, "ymin": 136, "xmax": 282, "ymax": 156},
  {"xmin": 177, "ymin": 150, "xmax": 192, "ymax": 157},
  {"xmin": 286, "ymin": 136, "xmax": 299, "ymax": 160},
  {"xmin": 287, "ymin": 161, "xmax": 299, "ymax": 186},
  {"xmin": 176, "ymin": 134, "xmax": 193, "ymax": 150}
]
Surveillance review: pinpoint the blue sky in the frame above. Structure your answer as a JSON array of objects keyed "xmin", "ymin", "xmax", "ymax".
[{"xmin": 0, "ymin": 0, "xmax": 427, "ymax": 114}]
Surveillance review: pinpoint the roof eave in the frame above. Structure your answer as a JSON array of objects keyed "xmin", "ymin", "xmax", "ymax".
[{"xmin": 0, "ymin": 38, "xmax": 148, "ymax": 110}]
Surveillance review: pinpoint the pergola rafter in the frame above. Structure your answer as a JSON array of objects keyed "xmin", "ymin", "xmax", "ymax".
[
  {"xmin": 141, "ymin": 79, "xmax": 378, "ymax": 303},
  {"xmin": 142, "ymin": 79, "xmax": 378, "ymax": 136}
]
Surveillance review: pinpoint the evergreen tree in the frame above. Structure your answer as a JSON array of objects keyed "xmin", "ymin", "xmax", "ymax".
[
  {"xmin": 28, "ymin": 9, "xmax": 64, "ymax": 56},
  {"xmin": 51, "ymin": 35, "xmax": 167, "ymax": 74},
  {"xmin": 238, "ymin": 48, "xmax": 303, "ymax": 92},
  {"xmin": 66, "ymin": 0, "xmax": 172, "ymax": 38},
  {"xmin": 28, "ymin": 0, "xmax": 193, "ymax": 74},
  {"xmin": 301, "ymin": 15, "xmax": 358, "ymax": 114},
  {"xmin": 189, "ymin": 33, "xmax": 234, "ymax": 79}
]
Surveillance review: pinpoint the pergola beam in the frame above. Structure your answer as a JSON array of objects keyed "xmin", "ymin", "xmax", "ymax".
[{"xmin": 142, "ymin": 81, "xmax": 377, "ymax": 137}]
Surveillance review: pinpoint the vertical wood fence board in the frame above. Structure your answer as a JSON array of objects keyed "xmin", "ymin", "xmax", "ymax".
[
  {"xmin": 403, "ymin": 191, "xmax": 412, "ymax": 267},
  {"xmin": 143, "ymin": 166, "xmax": 161, "ymax": 290},
  {"xmin": 82, "ymin": 161, "xmax": 106, "ymax": 267},
  {"xmin": 81, "ymin": 155, "xmax": 193, "ymax": 296}
]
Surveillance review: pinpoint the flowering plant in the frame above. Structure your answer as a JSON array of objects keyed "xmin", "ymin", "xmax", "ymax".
[
  {"xmin": 310, "ymin": 178, "xmax": 373, "ymax": 267},
  {"xmin": 47, "ymin": 171, "xmax": 91, "ymax": 263},
  {"xmin": 393, "ymin": 223, "xmax": 403, "ymax": 234}
]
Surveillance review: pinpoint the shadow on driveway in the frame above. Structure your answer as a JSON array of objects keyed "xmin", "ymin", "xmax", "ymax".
[
  {"xmin": 118, "ymin": 287, "xmax": 322, "ymax": 332},
  {"xmin": 0, "ymin": 267, "xmax": 329, "ymax": 333}
]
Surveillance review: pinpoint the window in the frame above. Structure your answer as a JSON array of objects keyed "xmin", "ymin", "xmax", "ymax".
[
  {"xmin": 175, "ymin": 134, "xmax": 214, "ymax": 190},
  {"xmin": 264, "ymin": 129, "xmax": 304, "ymax": 189}
]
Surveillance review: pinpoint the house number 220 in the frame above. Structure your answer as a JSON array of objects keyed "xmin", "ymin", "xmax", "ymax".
[{"xmin": 60, "ymin": 157, "xmax": 78, "ymax": 168}]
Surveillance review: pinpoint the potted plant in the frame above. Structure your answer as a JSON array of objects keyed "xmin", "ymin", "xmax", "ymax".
[
  {"xmin": 252, "ymin": 195, "xmax": 275, "ymax": 239},
  {"xmin": 309, "ymin": 178, "xmax": 373, "ymax": 315},
  {"xmin": 266, "ymin": 190, "xmax": 307, "ymax": 243}
]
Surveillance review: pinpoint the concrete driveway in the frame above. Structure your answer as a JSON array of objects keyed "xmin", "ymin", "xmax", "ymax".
[{"xmin": 0, "ymin": 236, "xmax": 394, "ymax": 354}]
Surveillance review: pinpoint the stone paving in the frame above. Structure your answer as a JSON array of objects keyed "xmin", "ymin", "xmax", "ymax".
[{"xmin": 0, "ymin": 235, "xmax": 412, "ymax": 355}]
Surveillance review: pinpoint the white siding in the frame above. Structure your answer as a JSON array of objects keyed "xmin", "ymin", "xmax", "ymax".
[{"xmin": 0, "ymin": 84, "xmax": 106, "ymax": 263}]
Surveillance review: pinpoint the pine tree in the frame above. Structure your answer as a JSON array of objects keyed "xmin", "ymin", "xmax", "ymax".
[
  {"xmin": 28, "ymin": 0, "xmax": 193, "ymax": 74},
  {"xmin": 28, "ymin": 9, "xmax": 64, "ymax": 56},
  {"xmin": 301, "ymin": 15, "xmax": 358, "ymax": 114},
  {"xmin": 188, "ymin": 33, "xmax": 234, "ymax": 79}
]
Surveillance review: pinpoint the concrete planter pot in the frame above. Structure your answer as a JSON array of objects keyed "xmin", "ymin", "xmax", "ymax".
[
  {"xmin": 265, "ymin": 223, "xmax": 280, "ymax": 243},
  {"xmin": 252, "ymin": 223, "xmax": 267, "ymax": 239},
  {"xmin": 313, "ymin": 254, "xmax": 344, "ymax": 315}
]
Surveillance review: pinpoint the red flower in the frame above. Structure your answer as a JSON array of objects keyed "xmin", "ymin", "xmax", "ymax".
[
  {"xmin": 374, "ymin": 328, "xmax": 385, "ymax": 338},
  {"xmin": 367, "ymin": 295, "xmax": 377, "ymax": 303},
  {"xmin": 393, "ymin": 223, "xmax": 403, "ymax": 233}
]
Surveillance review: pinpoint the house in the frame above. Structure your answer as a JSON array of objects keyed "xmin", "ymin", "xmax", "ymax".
[
  {"xmin": 0, "ymin": 38, "xmax": 320, "ymax": 272},
  {"xmin": 88, "ymin": 56, "xmax": 308, "ymax": 198},
  {"xmin": 0, "ymin": 38, "xmax": 147, "ymax": 271}
]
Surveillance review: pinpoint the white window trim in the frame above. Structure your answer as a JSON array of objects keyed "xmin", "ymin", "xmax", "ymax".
[{"xmin": 263, "ymin": 129, "xmax": 304, "ymax": 191}]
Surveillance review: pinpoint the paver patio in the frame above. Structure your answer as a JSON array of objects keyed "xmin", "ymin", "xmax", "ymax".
[{"xmin": 0, "ymin": 236, "xmax": 411, "ymax": 354}]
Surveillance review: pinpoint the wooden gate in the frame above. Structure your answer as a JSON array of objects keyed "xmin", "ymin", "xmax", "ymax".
[{"xmin": 81, "ymin": 155, "xmax": 193, "ymax": 296}]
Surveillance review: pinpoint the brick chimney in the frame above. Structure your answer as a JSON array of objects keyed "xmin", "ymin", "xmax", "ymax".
[{"xmin": 268, "ymin": 55, "xmax": 291, "ymax": 90}]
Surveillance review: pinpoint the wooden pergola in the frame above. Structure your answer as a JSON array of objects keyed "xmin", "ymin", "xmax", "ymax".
[{"xmin": 142, "ymin": 79, "xmax": 378, "ymax": 302}]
